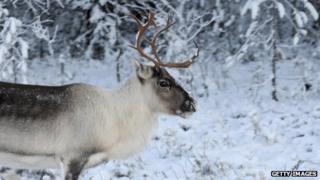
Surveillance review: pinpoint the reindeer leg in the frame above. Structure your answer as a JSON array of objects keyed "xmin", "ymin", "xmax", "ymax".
[
  {"xmin": 58, "ymin": 157, "xmax": 65, "ymax": 180},
  {"xmin": 64, "ymin": 157, "xmax": 88, "ymax": 180}
]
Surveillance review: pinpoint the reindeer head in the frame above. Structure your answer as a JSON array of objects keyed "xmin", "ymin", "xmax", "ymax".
[{"xmin": 131, "ymin": 12, "xmax": 199, "ymax": 117}]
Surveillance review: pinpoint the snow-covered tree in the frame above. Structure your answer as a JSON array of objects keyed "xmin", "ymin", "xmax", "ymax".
[
  {"xmin": 239, "ymin": 0, "xmax": 319, "ymax": 101},
  {"xmin": 0, "ymin": 0, "xmax": 319, "ymax": 98},
  {"xmin": 0, "ymin": 4, "xmax": 28, "ymax": 83}
]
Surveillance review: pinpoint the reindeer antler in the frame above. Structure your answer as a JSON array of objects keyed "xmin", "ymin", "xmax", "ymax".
[{"xmin": 131, "ymin": 12, "xmax": 199, "ymax": 68}]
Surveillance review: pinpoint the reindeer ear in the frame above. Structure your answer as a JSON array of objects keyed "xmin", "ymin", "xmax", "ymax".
[{"xmin": 134, "ymin": 60, "xmax": 154, "ymax": 81}]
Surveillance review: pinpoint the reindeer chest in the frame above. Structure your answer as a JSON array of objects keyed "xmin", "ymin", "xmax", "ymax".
[{"xmin": 105, "ymin": 113, "xmax": 158, "ymax": 159}]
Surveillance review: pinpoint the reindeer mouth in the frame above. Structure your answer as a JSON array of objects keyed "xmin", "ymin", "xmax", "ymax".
[
  {"xmin": 175, "ymin": 110, "xmax": 194, "ymax": 118},
  {"xmin": 173, "ymin": 102, "xmax": 196, "ymax": 118}
]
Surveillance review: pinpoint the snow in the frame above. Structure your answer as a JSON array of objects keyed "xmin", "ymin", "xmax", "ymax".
[
  {"xmin": 305, "ymin": 1, "xmax": 319, "ymax": 20},
  {"xmin": 295, "ymin": 12, "xmax": 304, "ymax": 28},
  {"xmin": 18, "ymin": 39, "xmax": 28, "ymax": 59},
  {"xmin": 241, "ymin": 0, "xmax": 265, "ymax": 19},
  {"xmin": 293, "ymin": 34, "xmax": 299, "ymax": 45},
  {"xmin": 300, "ymin": 11, "xmax": 309, "ymax": 24},
  {"xmin": 245, "ymin": 21, "xmax": 258, "ymax": 37},
  {"xmin": 5, "ymin": 57, "xmax": 318, "ymax": 180},
  {"xmin": 276, "ymin": 2, "xmax": 285, "ymax": 19},
  {"xmin": 90, "ymin": 5, "xmax": 105, "ymax": 23}
]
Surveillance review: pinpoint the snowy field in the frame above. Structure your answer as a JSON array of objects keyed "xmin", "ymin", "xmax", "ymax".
[{"xmin": 0, "ymin": 58, "xmax": 317, "ymax": 180}]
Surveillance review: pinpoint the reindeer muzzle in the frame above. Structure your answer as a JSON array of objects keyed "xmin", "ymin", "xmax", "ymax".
[{"xmin": 181, "ymin": 98, "xmax": 196, "ymax": 113}]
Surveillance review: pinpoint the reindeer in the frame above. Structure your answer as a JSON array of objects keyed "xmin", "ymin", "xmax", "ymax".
[{"xmin": 0, "ymin": 12, "xmax": 199, "ymax": 180}]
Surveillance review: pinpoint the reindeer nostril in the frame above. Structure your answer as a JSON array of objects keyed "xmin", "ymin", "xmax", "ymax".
[
  {"xmin": 182, "ymin": 100, "xmax": 196, "ymax": 112},
  {"xmin": 190, "ymin": 102, "xmax": 196, "ymax": 112},
  {"xmin": 185, "ymin": 100, "xmax": 191, "ymax": 106}
]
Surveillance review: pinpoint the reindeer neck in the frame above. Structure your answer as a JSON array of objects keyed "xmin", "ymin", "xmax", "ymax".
[{"xmin": 110, "ymin": 77, "xmax": 155, "ymax": 118}]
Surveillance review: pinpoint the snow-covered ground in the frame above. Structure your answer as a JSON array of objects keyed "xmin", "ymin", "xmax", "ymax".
[{"xmin": 1, "ymin": 58, "xmax": 320, "ymax": 180}]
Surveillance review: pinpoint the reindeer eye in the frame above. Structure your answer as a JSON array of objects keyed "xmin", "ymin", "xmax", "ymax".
[{"xmin": 158, "ymin": 79, "xmax": 171, "ymax": 88}]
